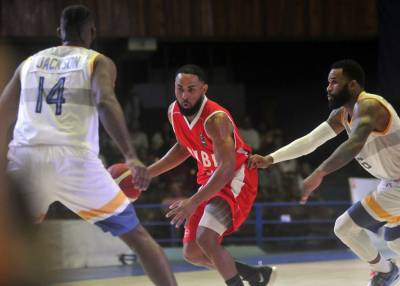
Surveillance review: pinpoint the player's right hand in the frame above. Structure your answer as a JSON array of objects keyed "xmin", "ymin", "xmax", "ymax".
[
  {"xmin": 300, "ymin": 169, "xmax": 325, "ymax": 204},
  {"xmin": 126, "ymin": 158, "xmax": 151, "ymax": 191},
  {"xmin": 248, "ymin": 154, "xmax": 274, "ymax": 169}
]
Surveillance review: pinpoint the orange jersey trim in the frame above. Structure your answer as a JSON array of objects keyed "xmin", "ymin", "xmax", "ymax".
[{"xmin": 88, "ymin": 52, "xmax": 100, "ymax": 75}]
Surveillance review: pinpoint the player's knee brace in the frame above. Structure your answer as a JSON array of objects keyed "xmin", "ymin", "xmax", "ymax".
[
  {"xmin": 334, "ymin": 211, "xmax": 380, "ymax": 262},
  {"xmin": 334, "ymin": 212, "xmax": 362, "ymax": 240}
]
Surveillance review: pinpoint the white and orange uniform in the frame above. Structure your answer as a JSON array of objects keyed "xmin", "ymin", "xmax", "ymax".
[
  {"xmin": 171, "ymin": 97, "xmax": 258, "ymax": 242},
  {"xmin": 343, "ymin": 92, "xmax": 400, "ymax": 240},
  {"xmin": 7, "ymin": 46, "xmax": 137, "ymax": 235}
]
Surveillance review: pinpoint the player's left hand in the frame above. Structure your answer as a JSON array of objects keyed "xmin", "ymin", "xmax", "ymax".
[
  {"xmin": 300, "ymin": 170, "xmax": 325, "ymax": 204},
  {"xmin": 165, "ymin": 198, "xmax": 197, "ymax": 228}
]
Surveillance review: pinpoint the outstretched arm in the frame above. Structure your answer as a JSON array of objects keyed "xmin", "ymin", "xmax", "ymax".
[
  {"xmin": 147, "ymin": 142, "xmax": 190, "ymax": 178},
  {"xmin": 166, "ymin": 112, "xmax": 236, "ymax": 227},
  {"xmin": 0, "ymin": 63, "xmax": 22, "ymax": 172},
  {"xmin": 301, "ymin": 99, "xmax": 389, "ymax": 203},
  {"xmin": 249, "ymin": 108, "xmax": 344, "ymax": 169},
  {"xmin": 91, "ymin": 55, "xmax": 149, "ymax": 190}
]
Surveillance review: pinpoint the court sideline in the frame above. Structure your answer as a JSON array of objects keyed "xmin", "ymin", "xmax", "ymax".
[{"xmin": 56, "ymin": 259, "xmax": 385, "ymax": 286}]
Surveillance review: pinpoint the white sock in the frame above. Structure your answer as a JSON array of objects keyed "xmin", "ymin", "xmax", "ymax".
[{"xmin": 370, "ymin": 258, "xmax": 391, "ymax": 273}]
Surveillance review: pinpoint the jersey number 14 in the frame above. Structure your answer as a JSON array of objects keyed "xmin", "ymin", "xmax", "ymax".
[{"xmin": 35, "ymin": 76, "xmax": 66, "ymax": 115}]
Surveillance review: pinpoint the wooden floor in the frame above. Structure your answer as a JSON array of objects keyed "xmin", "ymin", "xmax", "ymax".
[{"xmin": 56, "ymin": 259, "xmax": 399, "ymax": 286}]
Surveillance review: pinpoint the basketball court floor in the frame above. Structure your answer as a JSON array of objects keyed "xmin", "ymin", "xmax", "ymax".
[{"xmin": 55, "ymin": 258, "xmax": 387, "ymax": 286}]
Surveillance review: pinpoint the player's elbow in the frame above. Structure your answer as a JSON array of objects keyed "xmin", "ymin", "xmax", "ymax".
[
  {"xmin": 348, "ymin": 137, "xmax": 367, "ymax": 155},
  {"xmin": 95, "ymin": 94, "xmax": 117, "ymax": 112}
]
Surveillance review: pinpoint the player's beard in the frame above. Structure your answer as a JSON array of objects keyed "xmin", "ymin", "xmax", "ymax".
[
  {"xmin": 177, "ymin": 95, "xmax": 205, "ymax": 117},
  {"xmin": 328, "ymin": 84, "xmax": 352, "ymax": 110}
]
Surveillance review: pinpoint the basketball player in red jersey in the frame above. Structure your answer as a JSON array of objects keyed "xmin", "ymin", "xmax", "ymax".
[{"xmin": 148, "ymin": 65, "xmax": 276, "ymax": 286}]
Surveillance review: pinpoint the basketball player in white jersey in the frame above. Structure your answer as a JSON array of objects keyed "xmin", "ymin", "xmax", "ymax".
[
  {"xmin": 250, "ymin": 59, "xmax": 400, "ymax": 286},
  {"xmin": 0, "ymin": 5, "xmax": 177, "ymax": 286}
]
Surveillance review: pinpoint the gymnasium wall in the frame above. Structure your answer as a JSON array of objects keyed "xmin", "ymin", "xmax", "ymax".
[{"xmin": 0, "ymin": 0, "xmax": 377, "ymax": 40}]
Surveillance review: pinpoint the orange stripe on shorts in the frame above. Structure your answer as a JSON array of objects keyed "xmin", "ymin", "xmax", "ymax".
[
  {"xmin": 365, "ymin": 195, "xmax": 400, "ymax": 224},
  {"xmin": 79, "ymin": 190, "xmax": 127, "ymax": 221}
]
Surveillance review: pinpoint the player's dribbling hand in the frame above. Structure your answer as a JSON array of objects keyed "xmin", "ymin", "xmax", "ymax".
[
  {"xmin": 248, "ymin": 154, "xmax": 274, "ymax": 169},
  {"xmin": 300, "ymin": 170, "xmax": 325, "ymax": 204},
  {"xmin": 165, "ymin": 198, "xmax": 197, "ymax": 228},
  {"xmin": 126, "ymin": 158, "xmax": 151, "ymax": 191}
]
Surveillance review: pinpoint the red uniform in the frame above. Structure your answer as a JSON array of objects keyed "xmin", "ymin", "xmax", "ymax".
[{"xmin": 171, "ymin": 97, "xmax": 258, "ymax": 242}]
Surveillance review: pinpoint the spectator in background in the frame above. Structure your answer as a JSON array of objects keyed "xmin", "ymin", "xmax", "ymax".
[
  {"xmin": 257, "ymin": 166, "xmax": 285, "ymax": 202},
  {"xmin": 129, "ymin": 119, "xmax": 149, "ymax": 152},
  {"xmin": 151, "ymin": 120, "xmax": 176, "ymax": 156},
  {"xmin": 257, "ymin": 122, "xmax": 271, "ymax": 154},
  {"xmin": 99, "ymin": 127, "xmax": 123, "ymax": 165},
  {"xmin": 298, "ymin": 160, "xmax": 313, "ymax": 179},
  {"xmin": 239, "ymin": 116, "xmax": 260, "ymax": 152}
]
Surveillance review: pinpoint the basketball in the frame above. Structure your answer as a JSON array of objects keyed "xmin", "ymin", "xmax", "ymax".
[{"xmin": 108, "ymin": 163, "xmax": 141, "ymax": 202}]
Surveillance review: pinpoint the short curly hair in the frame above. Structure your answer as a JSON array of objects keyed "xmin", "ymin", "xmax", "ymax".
[
  {"xmin": 60, "ymin": 5, "xmax": 94, "ymax": 42},
  {"xmin": 331, "ymin": 59, "xmax": 365, "ymax": 88},
  {"xmin": 175, "ymin": 64, "xmax": 207, "ymax": 83}
]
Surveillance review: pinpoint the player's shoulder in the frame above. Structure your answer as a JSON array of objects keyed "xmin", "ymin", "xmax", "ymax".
[
  {"xmin": 201, "ymin": 98, "xmax": 228, "ymax": 117},
  {"xmin": 204, "ymin": 110, "xmax": 234, "ymax": 139},
  {"xmin": 204, "ymin": 97, "xmax": 223, "ymax": 110},
  {"xmin": 92, "ymin": 53, "xmax": 116, "ymax": 75},
  {"xmin": 167, "ymin": 101, "xmax": 175, "ymax": 113},
  {"xmin": 354, "ymin": 92, "xmax": 389, "ymax": 117},
  {"xmin": 168, "ymin": 101, "xmax": 176, "ymax": 113},
  {"xmin": 356, "ymin": 92, "xmax": 386, "ymax": 108},
  {"xmin": 34, "ymin": 46, "xmax": 57, "ymax": 56},
  {"xmin": 204, "ymin": 109, "xmax": 232, "ymax": 130},
  {"xmin": 167, "ymin": 101, "xmax": 178, "ymax": 123},
  {"xmin": 93, "ymin": 53, "xmax": 114, "ymax": 65},
  {"xmin": 202, "ymin": 98, "xmax": 235, "ymax": 126}
]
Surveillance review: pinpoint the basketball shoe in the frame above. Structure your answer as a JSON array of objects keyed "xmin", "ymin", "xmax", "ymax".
[
  {"xmin": 243, "ymin": 265, "xmax": 277, "ymax": 286},
  {"xmin": 368, "ymin": 261, "xmax": 400, "ymax": 286}
]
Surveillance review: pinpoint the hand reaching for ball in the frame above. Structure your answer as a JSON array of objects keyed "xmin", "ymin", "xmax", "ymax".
[
  {"xmin": 108, "ymin": 162, "xmax": 145, "ymax": 201},
  {"xmin": 126, "ymin": 158, "xmax": 151, "ymax": 191}
]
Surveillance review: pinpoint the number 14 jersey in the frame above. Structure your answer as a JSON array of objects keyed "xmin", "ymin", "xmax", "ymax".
[{"xmin": 10, "ymin": 46, "xmax": 101, "ymax": 154}]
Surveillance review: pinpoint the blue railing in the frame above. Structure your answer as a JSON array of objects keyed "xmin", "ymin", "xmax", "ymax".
[{"xmin": 135, "ymin": 201, "xmax": 351, "ymax": 247}]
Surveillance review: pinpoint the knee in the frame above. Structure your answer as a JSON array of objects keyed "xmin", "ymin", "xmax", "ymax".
[
  {"xmin": 183, "ymin": 249, "xmax": 201, "ymax": 264},
  {"xmin": 183, "ymin": 244, "xmax": 205, "ymax": 265},
  {"xmin": 334, "ymin": 213, "xmax": 359, "ymax": 238}
]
